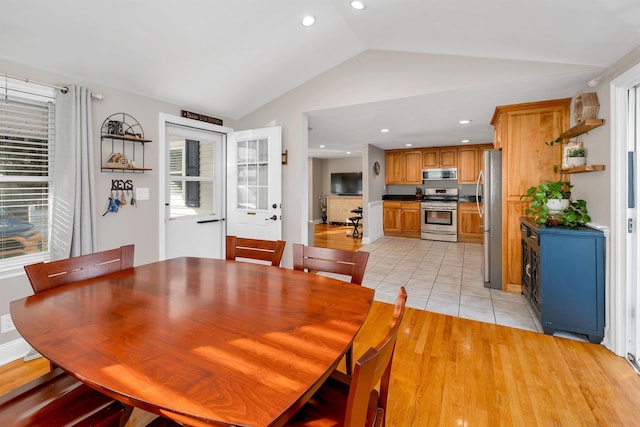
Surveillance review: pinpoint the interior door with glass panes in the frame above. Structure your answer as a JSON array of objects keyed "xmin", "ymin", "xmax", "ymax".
[
  {"xmin": 165, "ymin": 123, "xmax": 225, "ymax": 260},
  {"xmin": 226, "ymin": 127, "xmax": 282, "ymax": 240}
]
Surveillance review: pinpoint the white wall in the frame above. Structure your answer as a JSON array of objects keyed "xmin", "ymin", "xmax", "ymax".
[{"xmin": 0, "ymin": 58, "xmax": 236, "ymax": 349}]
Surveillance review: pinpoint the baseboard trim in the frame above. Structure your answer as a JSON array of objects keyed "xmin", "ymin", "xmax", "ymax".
[{"xmin": 0, "ymin": 337, "xmax": 31, "ymax": 367}]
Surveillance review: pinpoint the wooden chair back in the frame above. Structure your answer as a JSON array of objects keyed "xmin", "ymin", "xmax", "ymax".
[
  {"xmin": 0, "ymin": 367, "xmax": 125, "ymax": 427},
  {"xmin": 283, "ymin": 287, "xmax": 407, "ymax": 427},
  {"xmin": 292, "ymin": 244, "xmax": 369, "ymax": 285},
  {"xmin": 345, "ymin": 286, "xmax": 407, "ymax": 427},
  {"xmin": 225, "ymin": 236, "xmax": 286, "ymax": 266},
  {"xmin": 24, "ymin": 244, "xmax": 135, "ymax": 294}
]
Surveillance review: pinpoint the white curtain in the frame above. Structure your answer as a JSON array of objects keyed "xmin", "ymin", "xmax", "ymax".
[{"xmin": 50, "ymin": 85, "xmax": 97, "ymax": 258}]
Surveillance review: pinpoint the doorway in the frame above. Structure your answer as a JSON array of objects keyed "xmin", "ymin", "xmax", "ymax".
[
  {"xmin": 612, "ymin": 64, "xmax": 640, "ymax": 365},
  {"xmin": 159, "ymin": 114, "xmax": 231, "ymax": 260}
]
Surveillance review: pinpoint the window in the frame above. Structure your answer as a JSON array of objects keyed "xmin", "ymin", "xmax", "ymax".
[
  {"xmin": 166, "ymin": 123, "xmax": 222, "ymax": 219},
  {"xmin": 0, "ymin": 77, "xmax": 55, "ymax": 273}
]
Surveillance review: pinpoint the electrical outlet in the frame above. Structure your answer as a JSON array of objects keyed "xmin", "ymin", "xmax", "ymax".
[{"xmin": 1, "ymin": 314, "xmax": 16, "ymax": 333}]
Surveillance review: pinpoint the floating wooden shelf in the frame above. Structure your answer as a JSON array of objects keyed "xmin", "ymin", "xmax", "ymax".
[
  {"xmin": 559, "ymin": 119, "xmax": 605, "ymax": 140},
  {"xmin": 561, "ymin": 164, "xmax": 605, "ymax": 174}
]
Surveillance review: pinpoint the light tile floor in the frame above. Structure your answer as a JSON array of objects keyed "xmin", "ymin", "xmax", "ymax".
[{"xmin": 322, "ymin": 236, "xmax": 544, "ymax": 333}]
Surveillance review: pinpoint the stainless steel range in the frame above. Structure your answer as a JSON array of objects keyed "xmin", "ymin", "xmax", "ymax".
[{"xmin": 420, "ymin": 188, "xmax": 458, "ymax": 242}]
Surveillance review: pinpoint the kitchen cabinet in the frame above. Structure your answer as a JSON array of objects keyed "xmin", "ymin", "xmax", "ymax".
[
  {"xmin": 383, "ymin": 201, "xmax": 420, "ymax": 237},
  {"xmin": 457, "ymin": 202, "xmax": 483, "ymax": 243},
  {"xmin": 491, "ymin": 98, "xmax": 570, "ymax": 292},
  {"xmin": 422, "ymin": 148, "xmax": 457, "ymax": 169},
  {"xmin": 520, "ymin": 218, "xmax": 604, "ymax": 343},
  {"xmin": 385, "ymin": 150, "xmax": 422, "ymax": 185},
  {"xmin": 457, "ymin": 144, "xmax": 492, "ymax": 184}
]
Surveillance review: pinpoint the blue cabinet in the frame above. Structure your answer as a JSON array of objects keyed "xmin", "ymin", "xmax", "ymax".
[{"xmin": 520, "ymin": 217, "xmax": 605, "ymax": 343}]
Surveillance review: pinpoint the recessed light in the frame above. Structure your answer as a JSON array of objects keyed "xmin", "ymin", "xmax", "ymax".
[
  {"xmin": 347, "ymin": 151, "xmax": 352, "ymax": 155},
  {"xmin": 302, "ymin": 16, "xmax": 315, "ymax": 27},
  {"xmin": 350, "ymin": 1, "xmax": 366, "ymax": 10},
  {"xmin": 380, "ymin": 128, "xmax": 390, "ymax": 133},
  {"xmin": 319, "ymin": 145, "xmax": 325, "ymax": 148},
  {"xmin": 462, "ymin": 139, "xmax": 470, "ymax": 143},
  {"xmin": 405, "ymin": 143, "xmax": 413, "ymax": 147},
  {"xmin": 459, "ymin": 119, "xmax": 472, "ymax": 124}
]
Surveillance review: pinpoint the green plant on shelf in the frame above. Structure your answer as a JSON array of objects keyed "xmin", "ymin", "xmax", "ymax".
[
  {"xmin": 568, "ymin": 147, "xmax": 586, "ymax": 157},
  {"xmin": 520, "ymin": 180, "xmax": 591, "ymax": 227}
]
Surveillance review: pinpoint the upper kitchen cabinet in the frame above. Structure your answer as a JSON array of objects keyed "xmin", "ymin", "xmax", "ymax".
[
  {"xmin": 491, "ymin": 98, "xmax": 570, "ymax": 293},
  {"xmin": 385, "ymin": 150, "xmax": 422, "ymax": 185},
  {"xmin": 422, "ymin": 148, "xmax": 457, "ymax": 169},
  {"xmin": 458, "ymin": 144, "xmax": 492, "ymax": 184}
]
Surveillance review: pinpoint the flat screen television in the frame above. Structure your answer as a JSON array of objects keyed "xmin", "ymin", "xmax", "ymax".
[{"xmin": 331, "ymin": 172, "xmax": 362, "ymax": 195}]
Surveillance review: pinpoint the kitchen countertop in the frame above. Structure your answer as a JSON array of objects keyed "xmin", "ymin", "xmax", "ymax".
[
  {"xmin": 382, "ymin": 195, "xmax": 481, "ymax": 203},
  {"xmin": 382, "ymin": 195, "xmax": 422, "ymax": 201}
]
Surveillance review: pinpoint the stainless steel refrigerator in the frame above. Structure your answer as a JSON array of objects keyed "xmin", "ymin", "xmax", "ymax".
[{"xmin": 476, "ymin": 149, "xmax": 502, "ymax": 289}]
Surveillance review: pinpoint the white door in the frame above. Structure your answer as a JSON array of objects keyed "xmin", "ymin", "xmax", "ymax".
[
  {"xmin": 226, "ymin": 127, "xmax": 282, "ymax": 240},
  {"xmin": 163, "ymin": 121, "xmax": 227, "ymax": 260},
  {"xmin": 627, "ymin": 85, "xmax": 639, "ymax": 370}
]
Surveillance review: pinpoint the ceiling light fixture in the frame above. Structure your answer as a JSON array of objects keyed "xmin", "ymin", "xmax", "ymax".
[
  {"xmin": 350, "ymin": 1, "xmax": 366, "ymax": 10},
  {"xmin": 405, "ymin": 143, "xmax": 413, "ymax": 147},
  {"xmin": 301, "ymin": 16, "xmax": 316, "ymax": 27},
  {"xmin": 319, "ymin": 145, "xmax": 325, "ymax": 148},
  {"xmin": 380, "ymin": 128, "xmax": 390, "ymax": 133},
  {"xmin": 347, "ymin": 151, "xmax": 352, "ymax": 155},
  {"xmin": 462, "ymin": 139, "xmax": 470, "ymax": 143},
  {"xmin": 459, "ymin": 119, "xmax": 472, "ymax": 124}
]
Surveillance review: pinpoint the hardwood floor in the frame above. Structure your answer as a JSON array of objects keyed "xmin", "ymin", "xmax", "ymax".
[
  {"xmin": 312, "ymin": 223, "xmax": 364, "ymax": 251},
  {"xmin": 3, "ymin": 303, "xmax": 640, "ymax": 426},
  {"xmin": 3, "ymin": 227, "xmax": 639, "ymax": 426}
]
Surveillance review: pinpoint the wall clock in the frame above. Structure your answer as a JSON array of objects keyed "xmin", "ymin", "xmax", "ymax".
[{"xmin": 373, "ymin": 161, "xmax": 380, "ymax": 176}]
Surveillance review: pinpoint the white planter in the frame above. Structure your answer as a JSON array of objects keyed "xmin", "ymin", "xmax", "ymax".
[
  {"xmin": 546, "ymin": 198, "xmax": 569, "ymax": 213},
  {"xmin": 567, "ymin": 157, "xmax": 586, "ymax": 167}
]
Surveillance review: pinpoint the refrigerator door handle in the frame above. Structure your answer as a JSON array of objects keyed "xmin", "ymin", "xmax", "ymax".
[{"xmin": 476, "ymin": 170, "xmax": 484, "ymax": 218}]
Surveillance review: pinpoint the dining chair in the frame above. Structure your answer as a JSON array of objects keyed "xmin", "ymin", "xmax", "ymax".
[
  {"xmin": 293, "ymin": 243, "xmax": 370, "ymax": 375},
  {"xmin": 0, "ymin": 367, "xmax": 125, "ymax": 427},
  {"xmin": 7, "ymin": 245, "xmax": 137, "ymax": 427},
  {"xmin": 226, "ymin": 235, "xmax": 286, "ymax": 266},
  {"xmin": 24, "ymin": 244, "xmax": 135, "ymax": 293},
  {"xmin": 292, "ymin": 243, "xmax": 369, "ymax": 285},
  {"xmin": 285, "ymin": 286, "xmax": 408, "ymax": 427}
]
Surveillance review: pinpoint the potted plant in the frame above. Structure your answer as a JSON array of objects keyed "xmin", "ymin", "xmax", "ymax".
[
  {"xmin": 521, "ymin": 180, "xmax": 591, "ymax": 227},
  {"xmin": 567, "ymin": 147, "xmax": 586, "ymax": 167},
  {"xmin": 319, "ymin": 195, "xmax": 327, "ymax": 224}
]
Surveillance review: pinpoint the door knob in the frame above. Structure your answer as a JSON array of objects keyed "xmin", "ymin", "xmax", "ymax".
[{"xmin": 265, "ymin": 215, "xmax": 278, "ymax": 221}]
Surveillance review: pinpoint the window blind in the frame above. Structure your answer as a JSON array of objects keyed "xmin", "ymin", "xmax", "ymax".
[{"xmin": 0, "ymin": 76, "xmax": 55, "ymax": 270}]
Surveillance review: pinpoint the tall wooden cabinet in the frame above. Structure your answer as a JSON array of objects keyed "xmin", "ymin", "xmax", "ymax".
[{"xmin": 491, "ymin": 98, "xmax": 570, "ymax": 292}]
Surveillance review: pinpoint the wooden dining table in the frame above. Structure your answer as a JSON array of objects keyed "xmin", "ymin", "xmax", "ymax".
[{"xmin": 10, "ymin": 257, "xmax": 375, "ymax": 427}]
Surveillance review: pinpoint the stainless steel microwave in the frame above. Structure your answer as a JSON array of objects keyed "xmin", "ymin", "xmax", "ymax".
[{"xmin": 422, "ymin": 168, "xmax": 458, "ymax": 181}]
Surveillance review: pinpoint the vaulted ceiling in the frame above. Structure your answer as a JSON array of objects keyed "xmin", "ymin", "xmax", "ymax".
[{"xmin": 3, "ymin": 0, "xmax": 640, "ymax": 158}]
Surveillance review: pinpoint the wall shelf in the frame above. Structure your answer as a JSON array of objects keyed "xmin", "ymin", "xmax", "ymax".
[
  {"xmin": 556, "ymin": 118, "xmax": 606, "ymax": 174},
  {"xmin": 100, "ymin": 113, "xmax": 151, "ymax": 173},
  {"xmin": 561, "ymin": 164, "xmax": 605, "ymax": 174},
  {"xmin": 559, "ymin": 119, "xmax": 605, "ymax": 140}
]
